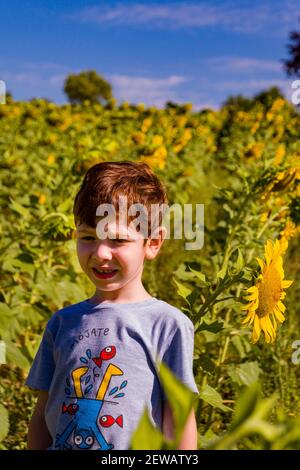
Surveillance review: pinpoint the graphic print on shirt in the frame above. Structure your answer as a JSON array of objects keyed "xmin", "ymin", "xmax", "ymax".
[{"xmin": 55, "ymin": 345, "xmax": 127, "ymax": 450}]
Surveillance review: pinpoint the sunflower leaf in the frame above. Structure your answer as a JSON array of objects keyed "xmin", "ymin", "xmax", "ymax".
[{"xmin": 199, "ymin": 384, "xmax": 232, "ymax": 412}]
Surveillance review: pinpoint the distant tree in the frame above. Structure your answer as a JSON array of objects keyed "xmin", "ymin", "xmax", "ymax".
[
  {"xmin": 253, "ymin": 86, "xmax": 285, "ymax": 107},
  {"xmin": 222, "ymin": 87, "xmax": 285, "ymax": 111},
  {"xmin": 283, "ymin": 19, "xmax": 300, "ymax": 77},
  {"xmin": 166, "ymin": 101, "xmax": 179, "ymax": 109},
  {"xmin": 222, "ymin": 94, "xmax": 253, "ymax": 111},
  {"xmin": 64, "ymin": 70, "xmax": 112, "ymax": 104}
]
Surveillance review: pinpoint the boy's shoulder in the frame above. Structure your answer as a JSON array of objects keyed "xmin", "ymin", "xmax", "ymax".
[
  {"xmin": 154, "ymin": 299, "xmax": 194, "ymax": 330},
  {"xmin": 53, "ymin": 299, "xmax": 87, "ymax": 316},
  {"xmin": 44, "ymin": 299, "xmax": 88, "ymax": 330}
]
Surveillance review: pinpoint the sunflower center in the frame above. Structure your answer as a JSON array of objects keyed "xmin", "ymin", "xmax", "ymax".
[{"xmin": 256, "ymin": 264, "xmax": 282, "ymax": 318}]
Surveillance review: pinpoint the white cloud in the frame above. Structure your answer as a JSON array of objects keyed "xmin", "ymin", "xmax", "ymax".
[
  {"xmin": 0, "ymin": 71, "xmax": 41, "ymax": 87},
  {"xmin": 0, "ymin": 64, "xmax": 72, "ymax": 95},
  {"xmin": 48, "ymin": 73, "xmax": 68, "ymax": 86},
  {"xmin": 22, "ymin": 62, "xmax": 70, "ymax": 72},
  {"xmin": 200, "ymin": 77, "xmax": 293, "ymax": 102},
  {"xmin": 67, "ymin": 1, "xmax": 300, "ymax": 35},
  {"xmin": 207, "ymin": 57, "xmax": 282, "ymax": 73},
  {"xmin": 110, "ymin": 74, "xmax": 189, "ymax": 107},
  {"xmin": 192, "ymin": 101, "xmax": 219, "ymax": 111},
  {"xmin": 214, "ymin": 78, "xmax": 290, "ymax": 92}
]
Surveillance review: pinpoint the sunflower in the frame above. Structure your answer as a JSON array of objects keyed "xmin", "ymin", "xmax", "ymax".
[
  {"xmin": 280, "ymin": 219, "xmax": 298, "ymax": 242},
  {"xmin": 242, "ymin": 239, "xmax": 293, "ymax": 343}
]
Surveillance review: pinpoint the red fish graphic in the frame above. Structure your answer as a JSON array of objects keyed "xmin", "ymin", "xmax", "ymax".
[
  {"xmin": 62, "ymin": 402, "xmax": 79, "ymax": 415},
  {"xmin": 99, "ymin": 415, "xmax": 123, "ymax": 428},
  {"xmin": 92, "ymin": 345, "xmax": 116, "ymax": 368}
]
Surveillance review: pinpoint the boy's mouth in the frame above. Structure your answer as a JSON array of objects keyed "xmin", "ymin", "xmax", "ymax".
[{"xmin": 92, "ymin": 267, "xmax": 119, "ymax": 279}]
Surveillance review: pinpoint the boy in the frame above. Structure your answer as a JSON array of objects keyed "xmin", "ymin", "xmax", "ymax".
[{"xmin": 26, "ymin": 161, "xmax": 199, "ymax": 450}]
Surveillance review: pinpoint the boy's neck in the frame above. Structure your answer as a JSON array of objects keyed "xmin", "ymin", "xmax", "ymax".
[{"xmin": 88, "ymin": 287, "xmax": 153, "ymax": 305}]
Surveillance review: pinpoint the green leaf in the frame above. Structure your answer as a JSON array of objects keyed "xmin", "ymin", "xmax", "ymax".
[
  {"xmin": 172, "ymin": 264, "xmax": 194, "ymax": 281},
  {"xmin": 228, "ymin": 361, "xmax": 262, "ymax": 387},
  {"xmin": 210, "ymin": 384, "xmax": 280, "ymax": 449},
  {"xmin": 172, "ymin": 278, "xmax": 192, "ymax": 301},
  {"xmin": 231, "ymin": 335, "xmax": 246, "ymax": 359},
  {"xmin": 41, "ymin": 211, "xmax": 69, "ymax": 223},
  {"xmin": 5, "ymin": 340, "xmax": 31, "ymax": 370},
  {"xmin": 16, "ymin": 253, "xmax": 35, "ymax": 264},
  {"xmin": 217, "ymin": 264, "xmax": 227, "ymax": 280},
  {"xmin": 198, "ymin": 428, "xmax": 219, "ymax": 449},
  {"xmin": 199, "ymin": 383, "xmax": 231, "ymax": 412},
  {"xmin": 186, "ymin": 288, "xmax": 199, "ymax": 308},
  {"xmin": 198, "ymin": 354, "xmax": 215, "ymax": 374},
  {"xmin": 0, "ymin": 405, "xmax": 9, "ymax": 443},
  {"xmin": 198, "ymin": 320, "xmax": 224, "ymax": 334},
  {"xmin": 236, "ymin": 248, "xmax": 245, "ymax": 272},
  {"xmin": 223, "ymin": 203, "xmax": 234, "ymax": 218},
  {"xmin": 0, "ymin": 303, "xmax": 20, "ymax": 339},
  {"xmin": 129, "ymin": 409, "xmax": 164, "ymax": 450},
  {"xmin": 230, "ymin": 382, "xmax": 261, "ymax": 431},
  {"xmin": 157, "ymin": 361, "xmax": 197, "ymax": 445},
  {"xmin": 3, "ymin": 258, "xmax": 35, "ymax": 275},
  {"xmin": 0, "ymin": 303, "xmax": 11, "ymax": 316},
  {"xmin": 9, "ymin": 197, "xmax": 30, "ymax": 218},
  {"xmin": 0, "ymin": 340, "xmax": 6, "ymax": 364},
  {"xmin": 57, "ymin": 198, "xmax": 73, "ymax": 213},
  {"xmin": 181, "ymin": 306, "xmax": 192, "ymax": 315},
  {"xmin": 186, "ymin": 266, "xmax": 209, "ymax": 287}
]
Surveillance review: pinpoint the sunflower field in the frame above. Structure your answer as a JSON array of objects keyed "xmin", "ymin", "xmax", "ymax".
[{"xmin": 0, "ymin": 88, "xmax": 300, "ymax": 449}]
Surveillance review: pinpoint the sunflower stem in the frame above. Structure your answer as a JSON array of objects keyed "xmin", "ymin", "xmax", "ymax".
[
  {"xmin": 195, "ymin": 278, "xmax": 232, "ymax": 331},
  {"xmin": 218, "ymin": 188, "xmax": 255, "ymax": 278},
  {"xmin": 246, "ymin": 205, "xmax": 289, "ymax": 264},
  {"xmin": 203, "ymin": 285, "xmax": 241, "ymax": 433}
]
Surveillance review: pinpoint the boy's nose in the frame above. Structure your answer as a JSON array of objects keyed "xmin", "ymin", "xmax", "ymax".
[{"xmin": 93, "ymin": 241, "xmax": 113, "ymax": 261}]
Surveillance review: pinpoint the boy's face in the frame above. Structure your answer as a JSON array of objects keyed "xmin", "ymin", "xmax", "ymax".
[{"xmin": 75, "ymin": 217, "xmax": 166, "ymax": 297}]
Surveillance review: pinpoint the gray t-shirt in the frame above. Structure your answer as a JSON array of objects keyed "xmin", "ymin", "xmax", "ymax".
[{"xmin": 26, "ymin": 297, "xmax": 199, "ymax": 450}]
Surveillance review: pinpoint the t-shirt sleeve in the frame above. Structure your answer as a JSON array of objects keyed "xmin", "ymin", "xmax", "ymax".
[
  {"xmin": 25, "ymin": 323, "xmax": 55, "ymax": 391},
  {"xmin": 160, "ymin": 318, "xmax": 199, "ymax": 398}
]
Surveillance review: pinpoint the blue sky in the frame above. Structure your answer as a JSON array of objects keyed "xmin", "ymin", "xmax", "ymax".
[{"xmin": 0, "ymin": 0, "xmax": 298, "ymax": 109}]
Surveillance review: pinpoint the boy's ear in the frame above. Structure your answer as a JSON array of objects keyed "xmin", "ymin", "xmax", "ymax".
[{"xmin": 144, "ymin": 226, "xmax": 167, "ymax": 260}]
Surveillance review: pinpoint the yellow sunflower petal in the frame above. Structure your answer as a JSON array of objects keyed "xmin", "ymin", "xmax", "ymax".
[
  {"xmin": 266, "ymin": 315, "xmax": 276, "ymax": 337},
  {"xmin": 256, "ymin": 257, "xmax": 265, "ymax": 272},
  {"xmin": 273, "ymin": 239, "xmax": 283, "ymax": 259},
  {"xmin": 252, "ymin": 316, "xmax": 261, "ymax": 343},
  {"xmin": 271, "ymin": 314, "xmax": 278, "ymax": 331},
  {"xmin": 241, "ymin": 303, "xmax": 252, "ymax": 310},
  {"xmin": 282, "ymin": 280, "xmax": 293, "ymax": 288},
  {"xmin": 262, "ymin": 316, "xmax": 270, "ymax": 334},
  {"xmin": 265, "ymin": 240, "xmax": 274, "ymax": 265},
  {"xmin": 247, "ymin": 286, "xmax": 258, "ymax": 294},
  {"xmin": 242, "ymin": 310, "xmax": 255, "ymax": 325},
  {"xmin": 277, "ymin": 301, "xmax": 286, "ymax": 313},
  {"xmin": 241, "ymin": 304, "xmax": 251, "ymax": 310},
  {"xmin": 279, "ymin": 238, "xmax": 288, "ymax": 254},
  {"xmin": 273, "ymin": 259, "xmax": 284, "ymax": 278},
  {"xmin": 260, "ymin": 317, "xmax": 270, "ymax": 343},
  {"xmin": 266, "ymin": 317, "xmax": 276, "ymax": 343},
  {"xmin": 273, "ymin": 307, "xmax": 285, "ymax": 323}
]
